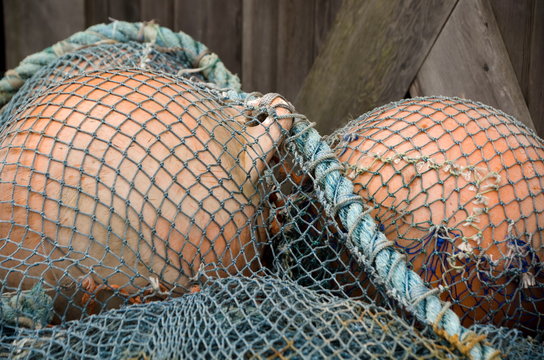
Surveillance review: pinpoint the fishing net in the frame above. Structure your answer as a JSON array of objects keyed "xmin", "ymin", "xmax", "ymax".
[
  {"xmin": 0, "ymin": 41, "xmax": 204, "ymax": 129},
  {"xmin": 0, "ymin": 21, "xmax": 542, "ymax": 359},
  {"xmin": 327, "ymin": 98, "xmax": 544, "ymax": 336},
  {"xmin": 2, "ymin": 277, "xmax": 464, "ymax": 360}
]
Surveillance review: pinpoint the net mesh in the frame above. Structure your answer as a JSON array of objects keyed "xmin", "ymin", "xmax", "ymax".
[
  {"xmin": 327, "ymin": 98, "xmax": 544, "ymax": 337},
  {"xmin": 3, "ymin": 277, "xmax": 464, "ymax": 360},
  {"xmin": 0, "ymin": 22, "xmax": 542, "ymax": 359},
  {"xmin": 0, "ymin": 42, "xmax": 204, "ymax": 129}
]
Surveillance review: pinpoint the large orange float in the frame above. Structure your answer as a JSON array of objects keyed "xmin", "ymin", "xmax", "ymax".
[
  {"xmin": 0, "ymin": 70, "xmax": 292, "ymax": 319},
  {"xmin": 332, "ymin": 97, "xmax": 544, "ymax": 334}
]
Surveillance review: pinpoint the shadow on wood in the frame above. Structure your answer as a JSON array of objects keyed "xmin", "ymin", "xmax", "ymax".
[{"xmin": 295, "ymin": 0, "xmax": 458, "ymax": 135}]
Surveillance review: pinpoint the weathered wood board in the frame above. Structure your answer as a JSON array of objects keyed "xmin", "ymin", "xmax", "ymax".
[
  {"xmin": 527, "ymin": 1, "xmax": 543, "ymax": 137},
  {"xmin": 241, "ymin": 0, "xmax": 279, "ymax": 94},
  {"xmin": 490, "ymin": 0, "xmax": 534, "ymax": 100},
  {"xmin": 0, "ymin": 3, "xmax": 5, "ymax": 74},
  {"xmin": 276, "ymin": 0, "xmax": 316, "ymax": 100},
  {"xmin": 3, "ymin": 0, "xmax": 85, "ymax": 69},
  {"xmin": 242, "ymin": 0, "xmax": 342, "ymax": 97},
  {"xmin": 491, "ymin": 0, "xmax": 543, "ymax": 137},
  {"xmin": 0, "ymin": 0, "xmax": 540, "ymax": 137},
  {"xmin": 109, "ymin": 0, "xmax": 141, "ymax": 22},
  {"xmin": 1, "ymin": 0, "xmax": 341, "ymax": 106},
  {"xmin": 174, "ymin": 0, "xmax": 243, "ymax": 76},
  {"xmin": 84, "ymin": 0, "xmax": 108, "ymax": 27},
  {"xmin": 141, "ymin": 0, "xmax": 175, "ymax": 29},
  {"xmin": 410, "ymin": 0, "xmax": 535, "ymax": 131},
  {"xmin": 313, "ymin": 0, "xmax": 343, "ymax": 58},
  {"xmin": 296, "ymin": 0, "xmax": 458, "ymax": 135}
]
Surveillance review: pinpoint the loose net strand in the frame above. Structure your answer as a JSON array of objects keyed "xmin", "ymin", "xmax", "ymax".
[{"xmin": 0, "ymin": 21, "xmax": 542, "ymax": 359}]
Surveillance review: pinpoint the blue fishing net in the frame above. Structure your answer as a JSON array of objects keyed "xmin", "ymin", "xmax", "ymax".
[{"xmin": 0, "ymin": 21, "xmax": 542, "ymax": 360}]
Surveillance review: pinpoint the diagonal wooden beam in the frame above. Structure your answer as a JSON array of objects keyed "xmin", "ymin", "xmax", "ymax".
[
  {"xmin": 410, "ymin": 0, "xmax": 535, "ymax": 131},
  {"xmin": 295, "ymin": 0, "xmax": 458, "ymax": 135}
]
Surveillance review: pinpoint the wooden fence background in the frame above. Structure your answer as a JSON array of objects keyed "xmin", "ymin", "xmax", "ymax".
[{"xmin": 0, "ymin": 0, "xmax": 542, "ymax": 137}]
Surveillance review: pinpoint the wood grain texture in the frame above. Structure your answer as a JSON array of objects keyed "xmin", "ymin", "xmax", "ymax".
[
  {"xmin": 490, "ymin": 0, "xmax": 534, "ymax": 99},
  {"xmin": 241, "ymin": 0, "xmax": 278, "ymax": 93},
  {"xmin": 410, "ymin": 0, "xmax": 535, "ymax": 131},
  {"xmin": 140, "ymin": 0, "xmax": 174, "ymax": 28},
  {"xmin": 175, "ymin": 0, "xmax": 242, "ymax": 76},
  {"xmin": 86, "ymin": 0, "xmax": 144, "ymax": 27},
  {"xmin": 296, "ymin": 0, "xmax": 458, "ymax": 135},
  {"xmin": 0, "ymin": 2, "xmax": 5, "ymax": 74},
  {"xmin": 313, "ymin": 0, "xmax": 343, "ymax": 57},
  {"xmin": 4, "ymin": 0, "xmax": 85, "ymax": 69},
  {"xmin": 528, "ymin": 1, "xmax": 544, "ymax": 137},
  {"xmin": 491, "ymin": 0, "xmax": 543, "ymax": 137},
  {"xmin": 242, "ymin": 0, "xmax": 341, "ymax": 97},
  {"xmin": 108, "ymin": 0, "xmax": 141, "ymax": 22},
  {"xmin": 84, "ymin": 0, "xmax": 109, "ymax": 27},
  {"xmin": 276, "ymin": 0, "xmax": 316, "ymax": 100}
]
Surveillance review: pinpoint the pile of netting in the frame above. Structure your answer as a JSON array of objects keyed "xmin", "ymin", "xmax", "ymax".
[{"xmin": 0, "ymin": 21, "xmax": 542, "ymax": 359}]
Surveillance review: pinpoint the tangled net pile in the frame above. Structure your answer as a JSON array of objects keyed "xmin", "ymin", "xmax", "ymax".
[{"xmin": 0, "ymin": 21, "xmax": 542, "ymax": 359}]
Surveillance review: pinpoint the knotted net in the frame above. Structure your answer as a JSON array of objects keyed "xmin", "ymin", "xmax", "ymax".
[
  {"xmin": 0, "ymin": 21, "xmax": 541, "ymax": 359},
  {"xmin": 327, "ymin": 98, "xmax": 544, "ymax": 336}
]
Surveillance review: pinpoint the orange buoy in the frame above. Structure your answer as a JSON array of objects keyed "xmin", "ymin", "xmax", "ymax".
[
  {"xmin": 0, "ymin": 70, "xmax": 292, "ymax": 319},
  {"xmin": 332, "ymin": 97, "xmax": 544, "ymax": 334}
]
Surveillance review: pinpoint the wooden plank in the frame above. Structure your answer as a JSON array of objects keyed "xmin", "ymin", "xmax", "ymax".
[
  {"xmin": 241, "ymin": 0, "xmax": 278, "ymax": 93},
  {"xmin": 296, "ymin": 0, "xmax": 458, "ymax": 135},
  {"xmin": 490, "ymin": 0, "xmax": 534, "ymax": 99},
  {"xmin": 275, "ymin": 0, "xmax": 343, "ymax": 100},
  {"xmin": 140, "ymin": 0, "xmax": 174, "ymax": 28},
  {"xmin": 85, "ymin": 0, "xmax": 109, "ymax": 26},
  {"xmin": 174, "ymin": 0, "xmax": 243, "ymax": 76},
  {"xmin": 4, "ymin": 0, "xmax": 86, "ymax": 69},
  {"xmin": 313, "ymin": 0, "xmax": 343, "ymax": 57},
  {"xmin": 276, "ymin": 0, "xmax": 316, "ymax": 100},
  {"xmin": 528, "ymin": 1, "xmax": 544, "ymax": 137},
  {"xmin": 108, "ymin": 0, "xmax": 141, "ymax": 22},
  {"xmin": 0, "ymin": 0, "xmax": 6, "ymax": 75},
  {"xmin": 242, "ymin": 0, "xmax": 341, "ymax": 98},
  {"xmin": 410, "ymin": 0, "xmax": 535, "ymax": 131}
]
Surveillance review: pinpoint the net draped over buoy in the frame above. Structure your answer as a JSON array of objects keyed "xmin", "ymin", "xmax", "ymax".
[
  {"xmin": 0, "ymin": 21, "xmax": 542, "ymax": 360},
  {"xmin": 328, "ymin": 98, "xmax": 544, "ymax": 335}
]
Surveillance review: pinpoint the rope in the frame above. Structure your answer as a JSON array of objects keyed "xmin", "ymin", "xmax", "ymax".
[
  {"xmin": 285, "ymin": 114, "xmax": 501, "ymax": 360},
  {"xmin": 0, "ymin": 20, "xmax": 502, "ymax": 356},
  {"xmin": 0, "ymin": 20, "xmax": 241, "ymax": 108}
]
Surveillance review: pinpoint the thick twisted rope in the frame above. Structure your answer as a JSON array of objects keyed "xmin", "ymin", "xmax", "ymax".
[
  {"xmin": 0, "ymin": 20, "xmax": 241, "ymax": 108},
  {"xmin": 281, "ymin": 112, "xmax": 501, "ymax": 360},
  {"xmin": 0, "ymin": 20, "xmax": 500, "ymax": 356}
]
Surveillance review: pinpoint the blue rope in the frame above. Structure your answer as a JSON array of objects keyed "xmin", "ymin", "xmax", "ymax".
[
  {"xmin": 0, "ymin": 20, "xmax": 500, "ymax": 356},
  {"xmin": 0, "ymin": 21, "xmax": 241, "ymax": 107},
  {"xmin": 287, "ymin": 117, "xmax": 500, "ymax": 360}
]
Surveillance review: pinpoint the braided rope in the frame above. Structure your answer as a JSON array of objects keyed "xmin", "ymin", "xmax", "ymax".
[
  {"xmin": 0, "ymin": 19, "xmax": 502, "ymax": 357},
  {"xmin": 0, "ymin": 20, "xmax": 241, "ymax": 108},
  {"xmin": 284, "ymin": 114, "xmax": 501, "ymax": 360}
]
